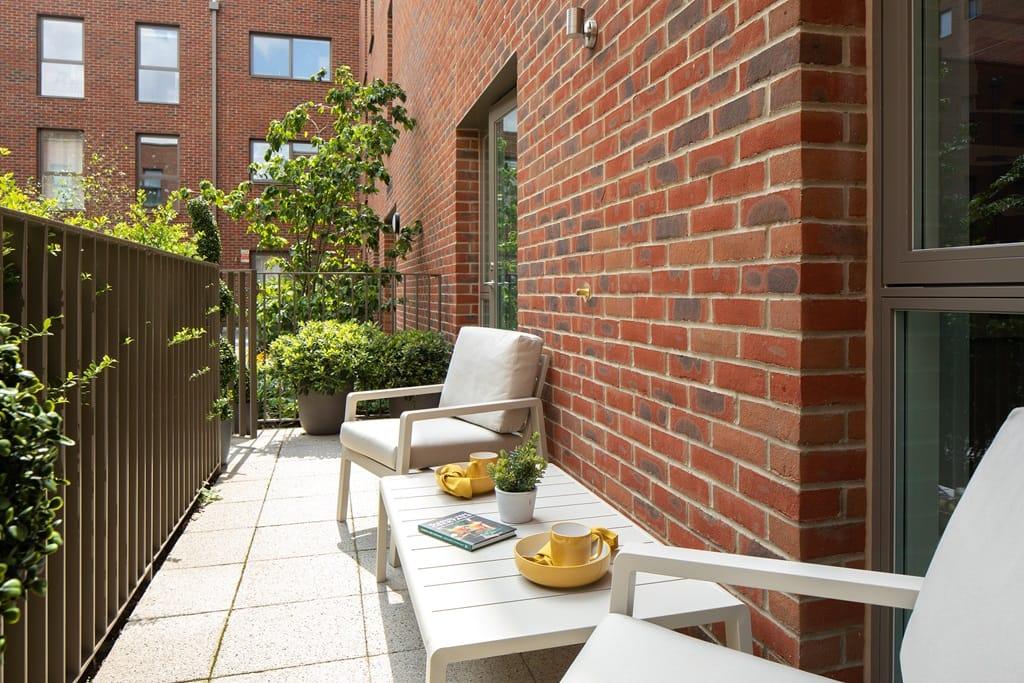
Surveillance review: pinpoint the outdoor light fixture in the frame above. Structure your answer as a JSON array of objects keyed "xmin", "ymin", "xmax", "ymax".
[{"xmin": 565, "ymin": 8, "xmax": 598, "ymax": 49}]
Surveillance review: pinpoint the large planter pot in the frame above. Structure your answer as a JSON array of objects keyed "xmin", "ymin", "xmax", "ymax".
[
  {"xmin": 220, "ymin": 419, "xmax": 233, "ymax": 465},
  {"xmin": 297, "ymin": 390, "xmax": 349, "ymax": 435},
  {"xmin": 495, "ymin": 487, "xmax": 538, "ymax": 524},
  {"xmin": 388, "ymin": 392, "xmax": 441, "ymax": 418}
]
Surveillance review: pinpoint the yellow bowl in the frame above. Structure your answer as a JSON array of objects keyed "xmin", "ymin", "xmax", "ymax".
[
  {"xmin": 435, "ymin": 463, "xmax": 495, "ymax": 496},
  {"xmin": 514, "ymin": 532, "xmax": 611, "ymax": 588}
]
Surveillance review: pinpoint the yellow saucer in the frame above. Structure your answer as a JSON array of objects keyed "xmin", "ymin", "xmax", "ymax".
[
  {"xmin": 514, "ymin": 532, "xmax": 611, "ymax": 588},
  {"xmin": 434, "ymin": 463, "xmax": 496, "ymax": 496}
]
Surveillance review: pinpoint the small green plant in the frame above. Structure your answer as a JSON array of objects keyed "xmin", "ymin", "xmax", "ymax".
[
  {"xmin": 196, "ymin": 485, "xmax": 222, "ymax": 508},
  {"xmin": 0, "ymin": 316, "xmax": 74, "ymax": 653},
  {"xmin": 189, "ymin": 197, "xmax": 221, "ymax": 264},
  {"xmin": 209, "ymin": 340, "xmax": 239, "ymax": 421},
  {"xmin": 487, "ymin": 433, "xmax": 546, "ymax": 493},
  {"xmin": 266, "ymin": 320, "xmax": 380, "ymax": 396},
  {"xmin": 369, "ymin": 329, "xmax": 452, "ymax": 389}
]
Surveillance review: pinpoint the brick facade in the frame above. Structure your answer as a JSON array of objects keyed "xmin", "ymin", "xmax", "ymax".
[
  {"xmin": 0, "ymin": 0, "xmax": 359, "ymax": 268},
  {"xmin": 365, "ymin": 0, "xmax": 868, "ymax": 677}
]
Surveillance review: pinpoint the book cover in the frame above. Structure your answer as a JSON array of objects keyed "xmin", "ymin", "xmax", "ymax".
[{"xmin": 418, "ymin": 511, "xmax": 517, "ymax": 551}]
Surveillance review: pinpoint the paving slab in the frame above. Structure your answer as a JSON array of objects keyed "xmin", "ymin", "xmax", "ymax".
[
  {"xmin": 248, "ymin": 520, "xmax": 356, "ymax": 561},
  {"xmin": 129, "ymin": 563, "xmax": 243, "ymax": 620},
  {"xmin": 258, "ymin": 494, "xmax": 337, "ymax": 527},
  {"xmin": 94, "ymin": 611, "xmax": 227, "ymax": 683},
  {"xmin": 212, "ymin": 658, "xmax": 371, "ymax": 682},
  {"xmin": 163, "ymin": 527, "xmax": 254, "ymax": 569},
  {"xmin": 213, "ymin": 596, "xmax": 367, "ymax": 676},
  {"xmin": 362, "ymin": 589, "xmax": 422, "ymax": 656},
  {"xmin": 234, "ymin": 553, "xmax": 362, "ymax": 608},
  {"xmin": 186, "ymin": 500, "xmax": 263, "ymax": 533}
]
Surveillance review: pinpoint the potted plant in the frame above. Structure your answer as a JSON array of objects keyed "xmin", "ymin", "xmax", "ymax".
[
  {"xmin": 488, "ymin": 433, "xmax": 546, "ymax": 524},
  {"xmin": 211, "ymin": 339, "xmax": 238, "ymax": 464},
  {"xmin": 266, "ymin": 320, "xmax": 377, "ymax": 435},
  {"xmin": 370, "ymin": 329, "xmax": 452, "ymax": 417}
]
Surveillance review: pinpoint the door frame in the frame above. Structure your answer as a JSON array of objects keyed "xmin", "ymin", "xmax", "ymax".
[{"xmin": 481, "ymin": 89, "xmax": 517, "ymax": 329}]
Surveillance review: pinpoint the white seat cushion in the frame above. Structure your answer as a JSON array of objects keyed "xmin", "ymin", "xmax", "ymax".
[
  {"xmin": 340, "ymin": 417, "xmax": 523, "ymax": 470},
  {"xmin": 439, "ymin": 327, "xmax": 543, "ymax": 434},
  {"xmin": 562, "ymin": 614, "xmax": 824, "ymax": 683}
]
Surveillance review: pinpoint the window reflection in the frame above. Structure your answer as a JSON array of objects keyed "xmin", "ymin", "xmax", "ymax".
[{"xmin": 921, "ymin": 1, "xmax": 1024, "ymax": 248}]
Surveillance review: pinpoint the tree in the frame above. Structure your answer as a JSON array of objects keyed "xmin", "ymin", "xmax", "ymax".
[{"xmin": 209, "ymin": 66, "xmax": 422, "ymax": 276}]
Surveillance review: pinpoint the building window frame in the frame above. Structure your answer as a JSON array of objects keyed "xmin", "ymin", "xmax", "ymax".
[
  {"xmin": 38, "ymin": 16, "xmax": 85, "ymax": 99},
  {"xmin": 249, "ymin": 33, "xmax": 331, "ymax": 81},
  {"xmin": 873, "ymin": 0, "xmax": 1024, "ymax": 678},
  {"xmin": 38, "ymin": 129, "xmax": 85, "ymax": 210},
  {"xmin": 136, "ymin": 23, "xmax": 180, "ymax": 104},
  {"xmin": 136, "ymin": 134, "xmax": 180, "ymax": 208},
  {"xmin": 249, "ymin": 139, "xmax": 316, "ymax": 183}
]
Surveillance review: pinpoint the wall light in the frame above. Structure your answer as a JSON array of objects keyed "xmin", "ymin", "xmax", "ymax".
[{"xmin": 565, "ymin": 8, "xmax": 598, "ymax": 49}]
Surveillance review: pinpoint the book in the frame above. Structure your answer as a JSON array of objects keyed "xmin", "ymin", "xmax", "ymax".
[{"xmin": 418, "ymin": 511, "xmax": 517, "ymax": 551}]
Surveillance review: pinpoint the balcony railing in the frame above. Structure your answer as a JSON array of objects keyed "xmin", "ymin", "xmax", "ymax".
[{"xmin": 0, "ymin": 208, "xmax": 220, "ymax": 682}]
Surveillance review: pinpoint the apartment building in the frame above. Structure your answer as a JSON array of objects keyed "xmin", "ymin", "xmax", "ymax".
[
  {"xmin": 0, "ymin": 0, "xmax": 359, "ymax": 267},
  {"xmin": 359, "ymin": 0, "xmax": 1024, "ymax": 679}
]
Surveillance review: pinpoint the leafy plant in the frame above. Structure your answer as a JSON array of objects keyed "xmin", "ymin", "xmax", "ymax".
[
  {"xmin": 209, "ymin": 339, "xmax": 239, "ymax": 421},
  {"xmin": 487, "ymin": 433, "xmax": 546, "ymax": 493},
  {"xmin": 189, "ymin": 197, "xmax": 221, "ymax": 264},
  {"xmin": 265, "ymin": 320, "xmax": 381, "ymax": 396},
  {"xmin": 207, "ymin": 66, "xmax": 422, "ymax": 278},
  {"xmin": 368, "ymin": 329, "xmax": 452, "ymax": 390},
  {"xmin": 0, "ymin": 316, "xmax": 74, "ymax": 652}
]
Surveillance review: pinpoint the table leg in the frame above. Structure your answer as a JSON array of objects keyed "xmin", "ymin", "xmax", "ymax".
[
  {"xmin": 425, "ymin": 651, "xmax": 447, "ymax": 683},
  {"xmin": 376, "ymin": 494, "xmax": 389, "ymax": 583},
  {"xmin": 725, "ymin": 609, "xmax": 753, "ymax": 653},
  {"xmin": 336, "ymin": 456, "xmax": 352, "ymax": 524}
]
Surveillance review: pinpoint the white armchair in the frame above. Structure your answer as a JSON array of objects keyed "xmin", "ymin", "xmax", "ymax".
[
  {"xmin": 563, "ymin": 408, "xmax": 1024, "ymax": 682},
  {"xmin": 336, "ymin": 327, "xmax": 549, "ymax": 549}
]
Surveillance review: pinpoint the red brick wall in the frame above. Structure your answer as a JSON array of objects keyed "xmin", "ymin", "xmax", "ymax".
[
  {"xmin": 0, "ymin": 0, "xmax": 359, "ymax": 268},
  {"xmin": 366, "ymin": 0, "xmax": 868, "ymax": 677}
]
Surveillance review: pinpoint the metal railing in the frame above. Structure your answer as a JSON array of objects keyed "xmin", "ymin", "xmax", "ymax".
[
  {"xmin": 0, "ymin": 208, "xmax": 220, "ymax": 682},
  {"xmin": 221, "ymin": 269, "xmax": 443, "ymax": 427}
]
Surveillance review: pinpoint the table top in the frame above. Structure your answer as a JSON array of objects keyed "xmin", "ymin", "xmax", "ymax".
[{"xmin": 380, "ymin": 464, "xmax": 746, "ymax": 662}]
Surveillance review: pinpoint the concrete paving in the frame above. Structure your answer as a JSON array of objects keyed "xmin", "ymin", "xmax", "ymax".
[{"xmin": 94, "ymin": 429, "xmax": 578, "ymax": 682}]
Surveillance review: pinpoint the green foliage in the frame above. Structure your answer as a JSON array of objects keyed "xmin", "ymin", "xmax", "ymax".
[
  {"xmin": 168, "ymin": 327, "xmax": 206, "ymax": 347},
  {"xmin": 0, "ymin": 148, "xmax": 58, "ymax": 218},
  {"xmin": 487, "ymin": 433, "xmax": 546, "ymax": 493},
  {"xmin": 210, "ymin": 339, "xmax": 239, "ymax": 421},
  {"xmin": 0, "ymin": 315, "xmax": 74, "ymax": 653},
  {"xmin": 367, "ymin": 329, "xmax": 451, "ymax": 390},
  {"xmin": 219, "ymin": 280, "xmax": 237, "ymax": 321},
  {"xmin": 189, "ymin": 198, "xmax": 221, "ymax": 264},
  {"xmin": 266, "ymin": 320, "xmax": 381, "ymax": 396},
  {"xmin": 207, "ymin": 66, "xmax": 422, "ymax": 275},
  {"xmin": 66, "ymin": 189, "xmax": 198, "ymax": 258},
  {"xmin": 255, "ymin": 268, "xmax": 390, "ymax": 352}
]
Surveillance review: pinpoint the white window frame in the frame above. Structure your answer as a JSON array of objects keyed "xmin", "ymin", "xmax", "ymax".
[
  {"xmin": 250, "ymin": 33, "xmax": 331, "ymax": 80},
  {"xmin": 39, "ymin": 16, "xmax": 84, "ymax": 98},
  {"xmin": 137, "ymin": 24, "xmax": 179, "ymax": 104}
]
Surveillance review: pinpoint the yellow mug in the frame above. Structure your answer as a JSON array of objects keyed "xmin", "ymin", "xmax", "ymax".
[
  {"xmin": 550, "ymin": 522, "xmax": 603, "ymax": 566},
  {"xmin": 468, "ymin": 451, "xmax": 499, "ymax": 476}
]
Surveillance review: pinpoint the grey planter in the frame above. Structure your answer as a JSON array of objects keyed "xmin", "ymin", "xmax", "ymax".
[
  {"xmin": 220, "ymin": 419, "xmax": 233, "ymax": 465},
  {"xmin": 297, "ymin": 390, "xmax": 349, "ymax": 435},
  {"xmin": 388, "ymin": 392, "xmax": 441, "ymax": 418}
]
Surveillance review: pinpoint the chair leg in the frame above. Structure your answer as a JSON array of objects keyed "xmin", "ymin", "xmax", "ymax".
[
  {"xmin": 389, "ymin": 532, "xmax": 400, "ymax": 568},
  {"xmin": 375, "ymin": 494, "xmax": 389, "ymax": 583},
  {"xmin": 724, "ymin": 610, "xmax": 753, "ymax": 653},
  {"xmin": 425, "ymin": 650, "xmax": 447, "ymax": 683},
  {"xmin": 337, "ymin": 454, "xmax": 352, "ymax": 524}
]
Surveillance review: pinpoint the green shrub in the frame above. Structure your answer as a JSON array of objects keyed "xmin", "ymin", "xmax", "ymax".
[
  {"xmin": 209, "ymin": 339, "xmax": 238, "ymax": 421},
  {"xmin": 218, "ymin": 280, "xmax": 237, "ymax": 321},
  {"xmin": 487, "ymin": 433, "xmax": 546, "ymax": 493},
  {"xmin": 0, "ymin": 316, "xmax": 73, "ymax": 652},
  {"xmin": 189, "ymin": 197, "xmax": 221, "ymax": 264},
  {"xmin": 266, "ymin": 320, "xmax": 381, "ymax": 396},
  {"xmin": 368, "ymin": 329, "xmax": 452, "ymax": 390}
]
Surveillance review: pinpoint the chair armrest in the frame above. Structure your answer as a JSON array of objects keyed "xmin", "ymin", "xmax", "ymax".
[
  {"xmin": 610, "ymin": 544, "xmax": 923, "ymax": 615},
  {"xmin": 344, "ymin": 384, "xmax": 445, "ymax": 420},
  {"xmin": 393, "ymin": 397, "xmax": 543, "ymax": 472}
]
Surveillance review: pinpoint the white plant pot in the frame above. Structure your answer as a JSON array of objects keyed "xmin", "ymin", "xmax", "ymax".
[{"xmin": 495, "ymin": 487, "xmax": 537, "ymax": 524}]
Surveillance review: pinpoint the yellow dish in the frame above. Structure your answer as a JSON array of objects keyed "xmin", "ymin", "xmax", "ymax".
[
  {"xmin": 514, "ymin": 532, "xmax": 611, "ymax": 588},
  {"xmin": 435, "ymin": 463, "xmax": 495, "ymax": 496}
]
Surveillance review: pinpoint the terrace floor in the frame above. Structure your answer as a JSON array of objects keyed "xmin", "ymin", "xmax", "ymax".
[{"xmin": 93, "ymin": 429, "xmax": 580, "ymax": 682}]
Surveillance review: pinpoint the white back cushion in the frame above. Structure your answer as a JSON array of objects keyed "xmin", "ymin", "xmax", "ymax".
[
  {"xmin": 900, "ymin": 407, "xmax": 1024, "ymax": 682},
  {"xmin": 439, "ymin": 327, "xmax": 543, "ymax": 434}
]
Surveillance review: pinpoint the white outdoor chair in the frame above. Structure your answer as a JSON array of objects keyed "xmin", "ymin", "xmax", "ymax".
[
  {"xmin": 336, "ymin": 326, "xmax": 549, "ymax": 531},
  {"xmin": 563, "ymin": 407, "xmax": 1024, "ymax": 682}
]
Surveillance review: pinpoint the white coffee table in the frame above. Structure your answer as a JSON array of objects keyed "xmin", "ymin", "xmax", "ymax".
[{"xmin": 377, "ymin": 464, "xmax": 752, "ymax": 682}]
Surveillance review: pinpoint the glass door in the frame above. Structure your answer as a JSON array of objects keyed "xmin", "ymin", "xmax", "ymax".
[
  {"xmin": 482, "ymin": 93, "xmax": 518, "ymax": 330},
  {"xmin": 877, "ymin": 1, "xmax": 1024, "ymax": 678}
]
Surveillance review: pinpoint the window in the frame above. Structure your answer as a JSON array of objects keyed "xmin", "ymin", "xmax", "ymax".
[
  {"xmin": 939, "ymin": 10, "xmax": 952, "ymax": 38},
  {"xmin": 251, "ymin": 34, "xmax": 330, "ymax": 80},
  {"xmin": 249, "ymin": 140, "xmax": 316, "ymax": 181},
  {"xmin": 39, "ymin": 17, "xmax": 84, "ymax": 98},
  {"xmin": 138, "ymin": 25, "xmax": 179, "ymax": 104},
  {"xmin": 137, "ymin": 135, "xmax": 179, "ymax": 207},
  {"xmin": 39, "ymin": 130, "xmax": 84, "ymax": 210},
  {"xmin": 968, "ymin": 0, "xmax": 980, "ymax": 20},
  {"xmin": 481, "ymin": 93, "xmax": 519, "ymax": 330}
]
